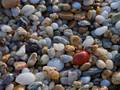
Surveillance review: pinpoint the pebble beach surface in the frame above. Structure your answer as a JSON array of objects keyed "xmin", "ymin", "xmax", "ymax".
[{"xmin": 0, "ymin": 0, "xmax": 120, "ymax": 90}]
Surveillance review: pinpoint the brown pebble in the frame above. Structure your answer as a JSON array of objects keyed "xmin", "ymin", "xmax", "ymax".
[
  {"xmin": 111, "ymin": 35, "xmax": 120, "ymax": 44},
  {"xmin": 80, "ymin": 62, "xmax": 91, "ymax": 71},
  {"xmin": 103, "ymin": 31, "xmax": 112, "ymax": 39},
  {"xmin": 48, "ymin": 70, "xmax": 60, "ymax": 80},
  {"xmin": 14, "ymin": 61, "xmax": 27, "ymax": 70},
  {"xmin": 112, "ymin": 72, "xmax": 120, "ymax": 85},
  {"xmin": 41, "ymin": 17, "xmax": 52, "ymax": 26},
  {"xmin": 65, "ymin": 45, "xmax": 75, "ymax": 52},
  {"xmin": 91, "ymin": 86, "xmax": 99, "ymax": 90},
  {"xmin": 2, "ymin": 0, "xmax": 20, "ymax": 8},
  {"xmin": 72, "ymin": 81, "xmax": 82, "ymax": 88},
  {"xmin": 59, "ymin": 12, "xmax": 74, "ymax": 20},
  {"xmin": 42, "ymin": 46, "xmax": 48, "ymax": 54},
  {"xmin": 101, "ymin": 70, "xmax": 113, "ymax": 79},
  {"xmin": 74, "ymin": 13, "xmax": 86, "ymax": 20},
  {"xmin": 70, "ymin": 35, "xmax": 81, "ymax": 46},
  {"xmin": 53, "ymin": 84, "xmax": 65, "ymax": 90},
  {"xmin": 99, "ymin": 86, "xmax": 108, "ymax": 90},
  {"xmin": 13, "ymin": 85, "xmax": 25, "ymax": 90},
  {"xmin": 2, "ymin": 54, "xmax": 10, "ymax": 62},
  {"xmin": 79, "ymin": 27, "xmax": 88, "ymax": 33}
]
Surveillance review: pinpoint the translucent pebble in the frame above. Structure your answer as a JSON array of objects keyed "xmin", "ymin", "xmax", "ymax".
[
  {"xmin": 80, "ymin": 76, "xmax": 91, "ymax": 84},
  {"xmin": 72, "ymin": 2, "xmax": 81, "ymax": 9},
  {"xmin": 47, "ymin": 58, "xmax": 64, "ymax": 71},
  {"xmin": 51, "ymin": 23, "xmax": 59, "ymax": 30},
  {"xmin": 29, "ymin": 0, "xmax": 40, "ymax": 4},
  {"xmin": 21, "ymin": 5, "xmax": 35, "ymax": 16},
  {"xmin": 11, "ymin": 7, "xmax": 20, "ymax": 17},
  {"xmin": 1, "ymin": 25, "xmax": 12, "ymax": 32},
  {"xmin": 15, "ymin": 72, "xmax": 36, "ymax": 85},
  {"xmin": 53, "ymin": 43, "xmax": 64, "ymax": 51},
  {"xmin": 82, "ymin": 36, "xmax": 94, "ymax": 47},
  {"xmin": 96, "ymin": 60, "xmax": 106, "ymax": 69},
  {"xmin": 95, "ymin": 15, "xmax": 106, "ymax": 24},
  {"xmin": 115, "ymin": 20, "xmax": 120, "ymax": 29},
  {"xmin": 100, "ymin": 79, "xmax": 110, "ymax": 87},
  {"xmin": 94, "ymin": 26, "xmax": 108, "ymax": 36}
]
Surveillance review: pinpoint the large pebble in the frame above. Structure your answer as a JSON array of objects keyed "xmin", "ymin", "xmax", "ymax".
[
  {"xmin": 94, "ymin": 26, "xmax": 108, "ymax": 36},
  {"xmin": 101, "ymin": 70, "xmax": 113, "ymax": 79},
  {"xmin": 2, "ymin": 0, "xmax": 19, "ymax": 8},
  {"xmin": 1, "ymin": 25, "xmax": 12, "ymax": 33},
  {"xmin": 80, "ymin": 76, "xmax": 91, "ymax": 84},
  {"xmin": 15, "ymin": 72, "xmax": 36, "ymax": 85},
  {"xmin": 47, "ymin": 58, "xmax": 64, "ymax": 71},
  {"xmin": 21, "ymin": 5, "xmax": 35, "ymax": 16},
  {"xmin": 112, "ymin": 72, "xmax": 120, "ymax": 85},
  {"xmin": 82, "ymin": 36, "xmax": 94, "ymax": 47},
  {"xmin": 110, "ymin": 2, "xmax": 120, "ymax": 9},
  {"xmin": 96, "ymin": 60, "xmax": 106, "ymax": 69},
  {"xmin": 60, "ymin": 55, "xmax": 73, "ymax": 63},
  {"xmin": 105, "ymin": 60, "xmax": 114, "ymax": 70}
]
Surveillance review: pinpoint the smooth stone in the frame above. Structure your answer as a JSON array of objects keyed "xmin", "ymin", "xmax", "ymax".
[
  {"xmin": 83, "ymin": 0, "xmax": 94, "ymax": 6},
  {"xmin": 101, "ymin": 70, "xmax": 113, "ymax": 79},
  {"xmin": 115, "ymin": 20, "xmax": 120, "ymax": 29},
  {"xmin": 35, "ymin": 72, "xmax": 45, "ymax": 81},
  {"xmin": 80, "ymin": 62, "xmax": 91, "ymax": 71},
  {"xmin": 21, "ymin": 5, "xmax": 35, "ymax": 16},
  {"xmin": 105, "ymin": 60, "xmax": 114, "ymax": 70},
  {"xmin": 82, "ymin": 36, "xmax": 94, "ymax": 47},
  {"xmin": 48, "ymin": 70, "xmax": 60, "ymax": 80},
  {"xmin": 48, "ymin": 48, "xmax": 55, "ymax": 58},
  {"xmin": 112, "ymin": 53, "xmax": 120, "ymax": 66},
  {"xmin": 94, "ymin": 26, "xmax": 108, "ymax": 36},
  {"xmin": 111, "ymin": 12, "xmax": 120, "ymax": 23},
  {"xmin": 29, "ymin": 0, "xmax": 40, "ymax": 4},
  {"xmin": 53, "ymin": 36, "xmax": 69, "ymax": 45},
  {"xmin": 60, "ymin": 55, "xmax": 73, "ymax": 63},
  {"xmin": 95, "ymin": 15, "xmax": 106, "ymax": 24},
  {"xmin": 45, "ymin": 26, "xmax": 54, "ymax": 37},
  {"xmin": 64, "ymin": 29, "xmax": 73, "ymax": 37},
  {"xmin": 53, "ymin": 43, "xmax": 64, "ymax": 51},
  {"xmin": 5, "ymin": 84, "xmax": 14, "ymax": 90},
  {"xmin": 80, "ymin": 76, "xmax": 91, "ymax": 84},
  {"xmin": 70, "ymin": 35, "xmax": 81, "ymax": 46},
  {"xmin": 45, "ymin": 37, "xmax": 52, "ymax": 48},
  {"xmin": 96, "ymin": 60, "xmax": 106, "ymax": 69},
  {"xmin": 22, "ymin": 68, "xmax": 30, "ymax": 73},
  {"xmin": 102, "ymin": 39, "xmax": 112, "ymax": 49},
  {"xmin": 53, "ymin": 84, "xmax": 65, "ymax": 90},
  {"xmin": 112, "ymin": 72, "xmax": 120, "ymax": 85},
  {"xmin": 82, "ymin": 68, "xmax": 102, "ymax": 76},
  {"xmin": 14, "ymin": 61, "xmax": 27, "ymax": 70},
  {"xmin": 101, "ymin": 11, "xmax": 108, "ymax": 18},
  {"xmin": 47, "ymin": 58, "xmax": 64, "ymax": 71},
  {"xmin": 60, "ymin": 77, "xmax": 68, "ymax": 85},
  {"xmin": 110, "ymin": 2, "xmax": 120, "ymax": 9},
  {"xmin": 100, "ymin": 80, "xmax": 110, "ymax": 87},
  {"xmin": 78, "ymin": 20, "xmax": 91, "ymax": 26},
  {"xmin": 51, "ymin": 23, "xmax": 59, "ymax": 30},
  {"xmin": 40, "ymin": 54, "xmax": 49, "ymax": 65},
  {"xmin": 99, "ymin": 86, "xmax": 108, "ymax": 90},
  {"xmin": 27, "ymin": 52, "xmax": 38, "ymax": 67},
  {"xmin": 15, "ymin": 72, "xmax": 36, "ymax": 85},
  {"xmin": 1, "ymin": 25, "xmax": 12, "ymax": 32},
  {"xmin": 49, "ymin": 81, "xmax": 55, "ymax": 90},
  {"xmin": 2, "ymin": 0, "xmax": 19, "ymax": 8},
  {"xmin": 11, "ymin": 7, "xmax": 20, "ymax": 17},
  {"xmin": 2, "ymin": 74, "xmax": 14, "ymax": 85},
  {"xmin": 13, "ymin": 85, "xmax": 25, "ymax": 90},
  {"xmin": 16, "ymin": 45, "xmax": 26, "ymax": 57},
  {"xmin": 72, "ymin": 2, "xmax": 81, "ymax": 9}
]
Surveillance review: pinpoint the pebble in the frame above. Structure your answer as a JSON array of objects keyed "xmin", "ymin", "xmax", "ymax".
[
  {"xmin": 40, "ymin": 54, "xmax": 49, "ymax": 65},
  {"xmin": 96, "ymin": 60, "xmax": 106, "ymax": 69},
  {"xmin": 105, "ymin": 59, "xmax": 114, "ymax": 70},
  {"xmin": 112, "ymin": 72, "xmax": 120, "ymax": 85},
  {"xmin": 80, "ymin": 76, "xmax": 91, "ymax": 84},
  {"xmin": 80, "ymin": 62, "xmax": 91, "ymax": 71},
  {"xmin": 48, "ymin": 48, "xmax": 56, "ymax": 58},
  {"xmin": 2, "ymin": 0, "xmax": 20, "ymax": 8},
  {"xmin": 83, "ymin": 0, "xmax": 94, "ymax": 6},
  {"xmin": 14, "ymin": 61, "xmax": 27, "ymax": 70},
  {"xmin": 48, "ymin": 70, "xmax": 60, "ymax": 80},
  {"xmin": 13, "ymin": 85, "xmax": 25, "ymax": 90},
  {"xmin": 70, "ymin": 35, "xmax": 81, "ymax": 46},
  {"xmin": 53, "ymin": 84, "xmax": 65, "ymax": 90},
  {"xmin": 21, "ymin": 5, "xmax": 35, "ymax": 16},
  {"xmin": 99, "ymin": 86, "xmax": 108, "ymax": 90},
  {"xmin": 1, "ymin": 25, "xmax": 12, "ymax": 33},
  {"xmin": 72, "ymin": 81, "xmax": 82, "ymax": 88},
  {"xmin": 5, "ymin": 84, "xmax": 14, "ymax": 90},
  {"xmin": 115, "ymin": 20, "xmax": 120, "ymax": 29},
  {"xmin": 112, "ymin": 53, "xmax": 120, "ymax": 66},
  {"xmin": 47, "ymin": 58, "xmax": 64, "ymax": 71},
  {"xmin": 29, "ymin": 0, "xmax": 40, "ymax": 4},
  {"xmin": 100, "ymin": 79, "xmax": 110, "ymax": 87},
  {"xmin": 2, "ymin": 74, "xmax": 14, "ymax": 85},
  {"xmin": 95, "ymin": 15, "xmax": 106, "ymax": 24},
  {"xmin": 72, "ymin": 2, "xmax": 81, "ymax": 9},
  {"xmin": 16, "ymin": 45, "xmax": 26, "ymax": 57},
  {"xmin": 53, "ymin": 43, "xmax": 64, "ymax": 51},
  {"xmin": 111, "ymin": 12, "xmax": 120, "ymax": 23},
  {"xmin": 11, "ymin": 7, "xmax": 20, "ymax": 17},
  {"xmin": 110, "ymin": 1, "xmax": 120, "ymax": 9},
  {"xmin": 51, "ymin": 23, "xmax": 59, "ymax": 30},
  {"xmin": 101, "ymin": 70, "xmax": 113, "ymax": 79},
  {"xmin": 82, "ymin": 36, "xmax": 94, "ymax": 47},
  {"xmin": 15, "ymin": 72, "xmax": 36, "ymax": 85},
  {"xmin": 60, "ymin": 54, "xmax": 73, "ymax": 63},
  {"xmin": 94, "ymin": 26, "xmax": 108, "ymax": 36}
]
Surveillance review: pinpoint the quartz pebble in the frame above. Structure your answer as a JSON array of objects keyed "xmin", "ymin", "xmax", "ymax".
[
  {"xmin": 53, "ymin": 43, "xmax": 64, "ymax": 51},
  {"xmin": 16, "ymin": 45, "xmax": 26, "ymax": 57},
  {"xmin": 15, "ymin": 72, "xmax": 36, "ymax": 85}
]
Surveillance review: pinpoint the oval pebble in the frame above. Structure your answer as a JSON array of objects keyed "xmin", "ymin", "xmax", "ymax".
[
  {"xmin": 80, "ymin": 62, "xmax": 91, "ymax": 71},
  {"xmin": 112, "ymin": 72, "xmax": 120, "ymax": 85},
  {"xmin": 96, "ymin": 60, "xmax": 106, "ymax": 69},
  {"xmin": 115, "ymin": 20, "xmax": 120, "ymax": 29},
  {"xmin": 53, "ymin": 84, "xmax": 65, "ymax": 90},
  {"xmin": 80, "ymin": 76, "xmax": 91, "ymax": 84},
  {"xmin": 1, "ymin": 25, "xmax": 12, "ymax": 33},
  {"xmin": 51, "ymin": 23, "xmax": 59, "ymax": 30},
  {"xmin": 60, "ymin": 54, "xmax": 73, "ymax": 63},
  {"xmin": 72, "ymin": 2, "xmax": 81, "ymax": 9},
  {"xmin": 15, "ymin": 72, "xmax": 36, "ymax": 85},
  {"xmin": 53, "ymin": 43, "xmax": 64, "ymax": 51},
  {"xmin": 82, "ymin": 36, "xmax": 94, "ymax": 47},
  {"xmin": 47, "ymin": 58, "xmax": 64, "ymax": 71},
  {"xmin": 95, "ymin": 15, "xmax": 106, "ymax": 24},
  {"xmin": 5, "ymin": 84, "xmax": 14, "ymax": 90},
  {"xmin": 100, "ymin": 79, "xmax": 110, "ymax": 87},
  {"xmin": 29, "ymin": 0, "xmax": 40, "ymax": 4},
  {"xmin": 105, "ymin": 59, "xmax": 114, "ymax": 70},
  {"xmin": 13, "ymin": 85, "xmax": 25, "ymax": 90},
  {"xmin": 40, "ymin": 54, "xmax": 49, "ymax": 65}
]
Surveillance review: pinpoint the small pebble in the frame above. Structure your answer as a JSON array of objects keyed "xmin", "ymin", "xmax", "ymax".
[
  {"xmin": 96, "ymin": 60, "xmax": 106, "ymax": 69},
  {"xmin": 95, "ymin": 15, "xmax": 106, "ymax": 24},
  {"xmin": 16, "ymin": 45, "xmax": 26, "ymax": 57},
  {"xmin": 115, "ymin": 20, "xmax": 120, "ymax": 29},
  {"xmin": 82, "ymin": 36, "xmax": 94, "ymax": 47},
  {"xmin": 105, "ymin": 59, "xmax": 114, "ymax": 70},
  {"xmin": 13, "ymin": 85, "xmax": 25, "ymax": 90},
  {"xmin": 72, "ymin": 2, "xmax": 81, "ymax": 9},
  {"xmin": 70, "ymin": 35, "xmax": 81, "ymax": 46},
  {"xmin": 100, "ymin": 79, "xmax": 110, "ymax": 87},
  {"xmin": 5, "ymin": 84, "xmax": 14, "ymax": 90},
  {"xmin": 80, "ymin": 76, "xmax": 91, "ymax": 84},
  {"xmin": 40, "ymin": 54, "xmax": 49, "ymax": 65},
  {"xmin": 53, "ymin": 43, "xmax": 64, "ymax": 51},
  {"xmin": 80, "ymin": 62, "xmax": 91, "ymax": 71},
  {"xmin": 53, "ymin": 84, "xmax": 65, "ymax": 90},
  {"xmin": 14, "ymin": 61, "xmax": 27, "ymax": 70},
  {"xmin": 60, "ymin": 55, "xmax": 73, "ymax": 63},
  {"xmin": 101, "ymin": 70, "xmax": 113, "ymax": 79},
  {"xmin": 112, "ymin": 72, "xmax": 120, "ymax": 85},
  {"xmin": 51, "ymin": 23, "xmax": 59, "ymax": 30},
  {"xmin": 1, "ymin": 25, "xmax": 12, "ymax": 33}
]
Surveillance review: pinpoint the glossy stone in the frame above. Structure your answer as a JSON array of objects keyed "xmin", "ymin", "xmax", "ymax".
[{"xmin": 73, "ymin": 51, "xmax": 90, "ymax": 65}]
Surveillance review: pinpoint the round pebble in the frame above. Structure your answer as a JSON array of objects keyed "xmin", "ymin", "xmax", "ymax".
[
  {"xmin": 96, "ymin": 60, "xmax": 106, "ymax": 69},
  {"xmin": 72, "ymin": 2, "xmax": 81, "ymax": 9},
  {"xmin": 112, "ymin": 72, "xmax": 120, "ymax": 85},
  {"xmin": 100, "ymin": 79, "xmax": 110, "ymax": 87},
  {"xmin": 80, "ymin": 76, "xmax": 91, "ymax": 84}
]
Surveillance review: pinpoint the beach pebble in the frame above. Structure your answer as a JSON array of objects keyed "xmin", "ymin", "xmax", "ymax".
[
  {"xmin": 72, "ymin": 81, "xmax": 82, "ymax": 88},
  {"xmin": 47, "ymin": 58, "xmax": 64, "ymax": 71},
  {"xmin": 27, "ymin": 52, "xmax": 38, "ymax": 67},
  {"xmin": 60, "ymin": 55, "xmax": 73, "ymax": 63},
  {"xmin": 5, "ymin": 84, "xmax": 14, "ymax": 90},
  {"xmin": 70, "ymin": 35, "xmax": 81, "ymax": 46},
  {"xmin": 11, "ymin": 7, "xmax": 20, "ymax": 17},
  {"xmin": 94, "ymin": 26, "xmax": 108, "ymax": 36},
  {"xmin": 112, "ymin": 72, "xmax": 120, "ymax": 85},
  {"xmin": 101, "ymin": 11, "xmax": 108, "ymax": 18},
  {"xmin": 2, "ymin": 0, "xmax": 20, "ymax": 8},
  {"xmin": 72, "ymin": 2, "xmax": 81, "ymax": 9},
  {"xmin": 110, "ymin": 2, "xmax": 120, "ymax": 9},
  {"xmin": 115, "ymin": 20, "xmax": 120, "ymax": 29},
  {"xmin": 45, "ymin": 26, "xmax": 54, "ymax": 37},
  {"xmin": 96, "ymin": 60, "xmax": 106, "ymax": 69},
  {"xmin": 22, "ymin": 68, "xmax": 30, "ymax": 73},
  {"xmin": 53, "ymin": 43, "xmax": 64, "ymax": 51},
  {"xmin": 48, "ymin": 48, "xmax": 55, "ymax": 58},
  {"xmin": 111, "ymin": 12, "xmax": 120, "ymax": 23},
  {"xmin": 16, "ymin": 45, "xmax": 26, "ymax": 57},
  {"xmin": 21, "ymin": 5, "xmax": 35, "ymax": 16},
  {"xmin": 29, "ymin": 0, "xmax": 40, "ymax": 4},
  {"xmin": 95, "ymin": 15, "xmax": 106, "ymax": 24},
  {"xmin": 15, "ymin": 72, "xmax": 36, "ymax": 85},
  {"xmin": 80, "ymin": 76, "xmax": 91, "ymax": 84},
  {"xmin": 1, "ymin": 25, "xmax": 12, "ymax": 33},
  {"xmin": 105, "ymin": 59, "xmax": 114, "ymax": 70},
  {"xmin": 82, "ymin": 36, "xmax": 94, "ymax": 47},
  {"xmin": 80, "ymin": 62, "xmax": 91, "ymax": 71},
  {"xmin": 53, "ymin": 84, "xmax": 65, "ymax": 90},
  {"xmin": 35, "ymin": 72, "xmax": 45, "ymax": 81},
  {"xmin": 112, "ymin": 53, "xmax": 120, "ymax": 66},
  {"xmin": 51, "ymin": 23, "xmax": 59, "ymax": 30},
  {"xmin": 99, "ymin": 86, "xmax": 108, "ymax": 90},
  {"xmin": 2, "ymin": 74, "xmax": 14, "ymax": 85},
  {"xmin": 13, "ymin": 85, "xmax": 25, "ymax": 90},
  {"xmin": 101, "ymin": 70, "xmax": 113, "ymax": 79},
  {"xmin": 48, "ymin": 70, "xmax": 60, "ymax": 80},
  {"xmin": 40, "ymin": 54, "xmax": 49, "ymax": 65},
  {"xmin": 14, "ymin": 61, "xmax": 27, "ymax": 70},
  {"xmin": 83, "ymin": 0, "xmax": 94, "ymax": 6},
  {"xmin": 100, "ymin": 79, "xmax": 110, "ymax": 87},
  {"xmin": 60, "ymin": 77, "xmax": 68, "ymax": 85}
]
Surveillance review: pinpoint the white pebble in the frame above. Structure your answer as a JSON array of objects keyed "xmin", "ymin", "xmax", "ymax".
[
  {"xmin": 95, "ymin": 15, "xmax": 106, "ymax": 24},
  {"xmin": 16, "ymin": 45, "xmax": 26, "ymax": 57},
  {"xmin": 53, "ymin": 43, "xmax": 64, "ymax": 51},
  {"xmin": 1, "ymin": 25, "xmax": 12, "ymax": 32},
  {"xmin": 35, "ymin": 72, "xmax": 45, "ymax": 81},
  {"xmin": 5, "ymin": 84, "xmax": 14, "ymax": 90},
  {"xmin": 40, "ymin": 54, "xmax": 49, "ymax": 65},
  {"xmin": 94, "ymin": 26, "xmax": 108, "ymax": 36},
  {"xmin": 83, "ymin": 0, "xmax": 94, "ymax": 6},
  {"xmin": 15, "ymin": 72, "xmax": 36, "ymax": 85},
  {"xmin": 51, "ymin": 23, "xmax": 59, "ymax": 30},
  {"xmin": 48, "ymin": 48, "xmax": 55, "ymax": 58},
  {"xmin": 110, "ymin": 2, "xmax": 120, "ymax": 9},
  {"xmin": 115, "ymin": 20, "xmax": 120, "ymax": 29},
  {"xmin": 96, "ymin": 60, "xmax": 106, "ymax": 69},
  {"xmin": 82, "ymin": 36, "xmax": 94, "ymax": 47},
  {"xmin": 11, "ymin": 7, "xmax": 20, "ymax": 17},
  {"xmin": 105, "ymin": 60, "xmax": 114, "ymax": 70},
  {"xmin": 21, "ymin": 5, "xmax": 35, "ymax": 16}
]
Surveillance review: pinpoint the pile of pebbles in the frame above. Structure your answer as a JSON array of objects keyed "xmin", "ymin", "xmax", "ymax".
[{"xmin": 0, "ymin": 0, "xmax": 120, "ymax": 90}]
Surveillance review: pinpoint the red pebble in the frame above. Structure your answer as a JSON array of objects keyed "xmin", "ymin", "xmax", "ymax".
[{"xmin": 73, "ymin": 51, "xmax": 90, "ymax": 65}]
